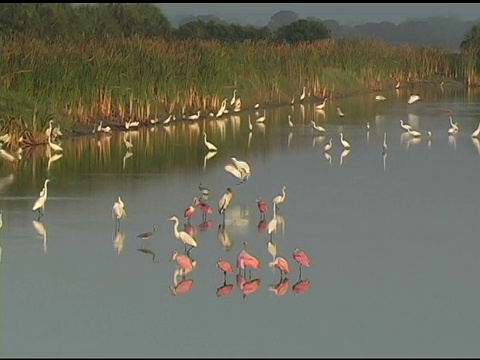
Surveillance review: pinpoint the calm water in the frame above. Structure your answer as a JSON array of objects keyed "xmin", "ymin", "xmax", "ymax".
[{"xmin": 1, "ymin": 87, "xmax": 480, "ymax": 357}]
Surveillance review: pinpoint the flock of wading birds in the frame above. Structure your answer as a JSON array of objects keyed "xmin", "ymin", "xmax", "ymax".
[{"xmin": 3, "ymin": 84, "xmax": 476, "ymax": 297}]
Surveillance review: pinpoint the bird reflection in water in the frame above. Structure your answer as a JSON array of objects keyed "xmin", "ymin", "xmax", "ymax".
[
  {"xmin": 312, "ymin": 135, "xmax": 325, "ymax": 148},
  {"xmin": 448, "ymin": 133, "xmax": 456, "ymax": 150},
  {"xmin": 257, "ymin": 219, "xmax": 268, "ymax": 233},
  {"xmin": 183, "ymin": 222, "xmax": 198, "ymax": 239},
  {"xmin": 203, "ymin": 150, "xmax": 217, "ymax": 171},
  {"xmin": 324, "ymin": 152, "xmax": 332, "ymax": 166},
  {"xmin": 217, "ymin": 223, "xmax": 233, "ymax": 251},
  {"xmin": 169, "ymin": 277, "xmax": 194, "ymax": 297},
  {"xmin": 122, "ymin": 150, "xmax": 133, "ymax": 170},
  {"xmin": 292, "ymin": 278, "xmax": 311, "ymax": 296},
  {"xmin": 472, "ymin": 137, "xmax": 480, "ymax": 157},
  {"xmin": 137, "ymin": 247, "xmax": 156, "ymax": 262},
  {"xmin": 112, "ymin": 230, "xmax": 126, "ymax": 255},
  {"xmin": 198, "ymin": 219, "xmax": 214, "ymax": 232},
  {"xmin": 382, "ymin": 151, "xmax": 387, "ymax": 172},
  {"xmin": 268, "ymin": 277, "xmax": 290, "ymax": 297},
  {"xmin": 32, "ymin": 220, "xmax": 47, "ymax": 254},
  {"xmin": 287, "ymin": 131, "xmax": 293, "ymax": 149},
  {"xmin": 339, "ymin": 148, "xmax": 350, "ymax": 166},
  {"xmin": 236, "ymin": 273, "xmax": 261, "ymax": 299},
  {"xmin": 216, "ymin": 282, "xmax": 235, "ymax": 298}
]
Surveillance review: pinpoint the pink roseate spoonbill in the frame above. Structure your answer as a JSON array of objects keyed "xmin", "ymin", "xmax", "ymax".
[
  {"xmin": 216, "ymin": 259, "xmax": 235, "ymax": 280},
  {"xmin": 196, "ymin": 200, "xmax": 214, "ymax": 220},
  {"xmin": 292, "ymin": 279, "xmax": 311, "ymax": 295},
  {"xmin": 237, "ymin": 241, "xmax": 261, "ymax": 277},
  {"xmin": 268, "ymin": 256, "xmax": 290, "ymax": 278},
  {"xmin": 169, "ymin": 279, "xmax": 194, "ymax": 296},
  {"xmin": 170, "ymin": 250, "xmax": 194, "ymax": 274},
  {"xmin": 168, "ymin": 216, "xmax": 198, "ymax": 255},
  {"xmin": 268, "ymin": 277, "xmax": 290, "ymax": 297},
  {"xmin": 184, "ymin": 196, "xmax": 199, "ymax": 224},
  {"xmin": 256, "ymin": 198, "xmax": 268, "ymax": 220},
  {"xmin": 216, "ymin": 283, "xmax": 234, "ymax": 298},
  {"xmin": 293, "ymin": 248, "xmax": 311, "ymax": 277},
  {"xmin": 218, "ymin": 188, "xmax": 233, "ymax": 224}
]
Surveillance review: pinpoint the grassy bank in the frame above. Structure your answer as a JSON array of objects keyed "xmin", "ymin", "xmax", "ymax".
[{"xmin": 0, "ymin": 36, "xmax": 473, "ymax": 146}]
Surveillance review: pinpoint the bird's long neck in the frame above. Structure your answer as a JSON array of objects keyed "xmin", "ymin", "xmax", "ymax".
[
  {"xmin": 43, "ymin": 181, "xmax": 49, "ymax": 198},
  {"xmin": 173, "ymin": 219, "xmax": 179, "ymax": 238}
]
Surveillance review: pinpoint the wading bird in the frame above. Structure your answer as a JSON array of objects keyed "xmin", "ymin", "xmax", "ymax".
[
  {"xmin": 324, "ymin": 138, "xmax": 333, "ymax": 152},
  {"xmin": 408, "ymin": 94, "xmax": 420, "ymax": 104},
  {"xmin": 168, "ymin": 215, "xmax": 198, "ymax": 254},
  {"xmin": 382, "ymin": 132, "xmax": 388, "ymax": 153},
  {"xmin": 272, "ymin": 185, "xmax": 287, "ymax": 212},
  {"xmin": 311, "ymin": 120, "xmax": 326, "ymax": 133},
  {"xmin": 112, "ymin": 196, "xmax": 126, "ymax": 230},
  {"xmin": 231, "ymin": 157, "xmax": 251, "ymax": 179},
  {"xmin": 218, "ymin": 188, "xmax": 233, "ymax": 223},
  {"xmin": 137, "ymin": 225, "xmax": 156, "ymax": 240},
  {"xmin": 340, "ymin": 132, "xmax": 351, "ymax": 150},
  {"xmin": 400, "ymin": 119, "xmax": 413, "ymax": 132},
  {"xmin": 268, "ymin": 256, "xmax": 290, "ymax": 278},
  {"xmin": 256, "ymin": 198, "xmax": 268, "ymax": 220},
  {"xmin": 315, "ymin": 98, "xmax": 327, "ymax": 110},
  {"xmin": 203, "ymin": 132, "xmax": 218, "ymax": 152},
  {"xmin": 293, "ymin": 248, "xmax": 311, "ymax": 277},
  {"xmin": 171, "ymin": 250, "xmax": 194, "ymax": 275},
  {"xmin": 336, "ymin": 107, "xmax": 345, "ymax": 117},
  {"xmin": 32, "ymin": 179, "xmax": 51, "ymax": 220},
  {"xmin": 216, "ymin": 259, "xmax": 235, "ymax": 280}
]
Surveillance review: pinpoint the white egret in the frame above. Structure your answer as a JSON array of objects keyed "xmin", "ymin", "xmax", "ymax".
[
  {"xmin": 47, "ymin": 135, "xmax": 63, "ymax": 153},
  {"xmin": 163, "ymin": 114, "xmax": 173, "ymax": 126},
  {"xmin": 299, "ymin": 86, "xmax": 306, "ymax": 102},
  {"xmin": 395, "ymin": 81, "xmax": 401, "ymax": 89},
  {"xmin": 224, "ymin": 164, "xmax": 245, "ymax": 182},
  {"xmin": 340, "ymin": 132, "xmax": 351, "ymax": 149},
  {"xmin": 449, "ymin": 116, "xmax": 459, "ymax": 132},
  {"xmin": 448, "ymin": 126, "xmax": 456, "ymax": 135},
  {"xmin": 266, "ymin": 203, "xmax": 277, "ymax": 240},
  {"xmin": 216, "ymin": 98, "xmax": 227, "ymax": 118},
  {"xmin": 324, "ymin": 138, "xmax": 333, "ymax": 152},
  {"xmin": 112, "ymin": 196, "xmax": 126, "ymax": 230},
  {"xmin": 400, "ymin": 119, "xmax": 413, "ymax": 132},
  {"xmin": 256, "ymin": 110, "xmax": 266, "ymax": 123},
  {"xmin": 32, "ymin": 179, "xmax": 50, "ymax": 219},
  {"xmin": 188, "ymin": 110, "xmax": 201, "ymax": 121},
  {"xmin": 315, "ymin": 98, "xmax": 327, "ymax": 110},
  {"xmin": 375, "ymin": 95, "xmax": 386, "ymax": 101},
  {"xmin": 230, "ymin": 89, "xmax": 237, "ymax": 106},
  {"xmin": 254, "ymin": 103, "xmax": 260, "ymax": 109},
  {"xmin": 408, "ymin": 95, "xmax": 420, "ymax": 104},
  {"xmin": 234, "ymin": 97, "xmax": 242, "ymax": 112},
  {"xmin": 231, "ymin": 157, "xmax": 251, "ymax": 179},
  {"xmin": 168, "ymin": 215, "xmax": 198, "ymax": 254},
  {"xmin": 203, "ymin": 132, "xmax": 218, "ymax": 152},
  {"xmin": 272, "ymin": 185, "xmax": 287, "ymax": 211},
  {"xmin": 336, "ymin": 107, "xmax": 345, "ymax": 117},
  {"xmin": 311, "ymin": 120, "xmax": 325, "ymax": 133},
  {"xmin": 45, "ymin": 119, "xmax": 54, "ymax": 139},
  {"xmin": 407, "ymin": 128, "xmax": 421, "ymax": 137},
  {"xmin": 471, "ymin": 121, "xmax": 480, "ymax": 138}
]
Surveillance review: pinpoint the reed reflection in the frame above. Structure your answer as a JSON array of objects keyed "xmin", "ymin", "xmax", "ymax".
[
  {"xmin": 0, "ymin": 173, "xmax": 14, "ymax": 193},
  {"xmin": 32, "ymin": 220, "xmax": 47, "ymax": 254}
]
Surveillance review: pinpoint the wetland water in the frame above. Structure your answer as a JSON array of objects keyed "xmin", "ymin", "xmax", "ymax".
[{"xmin": 1, "ymin": 86, "xmax": 480, "ymax": 357}]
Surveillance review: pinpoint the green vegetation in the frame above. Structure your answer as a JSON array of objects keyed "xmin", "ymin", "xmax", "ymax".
[{"xmin": 0, "ymin": 3, "xmax": 478, "ymax": 147}]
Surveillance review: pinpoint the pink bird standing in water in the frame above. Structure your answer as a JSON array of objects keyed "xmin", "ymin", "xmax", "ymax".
[
  {"xmin": 184, "ymin": 197, "xmax": 199, "ymax": 224},
  {"xmin": 196, "ymin": 200, "xmax": 214, "ymax": 220},
  {"xmin": 293, "ymin": 248, "xmax": 311, "ymax": 277},
  {"xmin": 216, "ymin": 259, "xmax": 235, "ymax": 280},
  {"xmin": 268, "ymin": 256, "xmax": 290, "ymax": 278},
  {"xmin": 171, "ymin": 251, "xmax": 194, "ymax": 275},
  {"xmin": 236, "ymin": 241, "xmax": 261, "ymax": 276},
  {"xmin": 256, "ymin": 198, "xmax": 268, "ymax": 220}
]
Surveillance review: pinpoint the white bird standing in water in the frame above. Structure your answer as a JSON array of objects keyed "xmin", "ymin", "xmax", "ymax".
[
  {"xmin": 203, "ymin": 132, "xmax": 218, "ymax": 152},
  {"xmin": 168, "ymin": 215, "xmax": 197, "ymax": 254},
  {"xmin": 340, "ymin": 132, "xmax": 351, "ymax": 149},
  {"xmin": 47, "ymin": 134, "xmax": 63, "ymax": 153},
  {"xmin": 472, "ymin": 121, "xmax": 480, "ymax": 138},
  {"xmin": 375, "ymin": 95, "xmax": 386, "ymax": 101},
  {"xmin": 299, "ymin": 86, "xmax": 306, "ymax": 102},
  {"xmin": 112, "ymin": 196, "xmax": 126, "ymax": 230},
  {"xmin": 315, "ymin": 98, "xmax": 327, "ymax": 110},
  {"xmin": 231, "ymin": 157, "xmax": 251, "ymax": 179},
  {"xmin": 32, "ymin": 179, "xmax": 51, "ymax": 220},
  {"xmin": 408, "ymin": 95, "xmax": 421, "ymax": 104},
  {"xmin": 400, "ymin": 119, "xmax": 413, "ymax": 132},
  {"xmin": 230, "ymin": 89, "xmax": 237, "ymax": 106},
  {"xmin": 336, "ymin": 107, "xmax": 345, "ymax": 117},
  {"xmin": 324, "ymin": 138, "xmax": 333, "ymax": 152},
  {"xmin": 311, "ymin": 120, "xmax": 325, "ymax": 133},
  {"xmin": 272, "ymin": 185, "xmax": 287, "ymax": 211}
]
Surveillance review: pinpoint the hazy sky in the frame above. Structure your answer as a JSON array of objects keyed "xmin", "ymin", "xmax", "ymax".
[{"xmin": 157, "ymin": 3, "xmax": 480, "ymax": 25}]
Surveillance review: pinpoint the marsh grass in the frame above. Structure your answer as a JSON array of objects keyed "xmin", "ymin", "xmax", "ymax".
[{"xmin": 0, "ymin": 36, "xmax": 475, "ymax": 145}]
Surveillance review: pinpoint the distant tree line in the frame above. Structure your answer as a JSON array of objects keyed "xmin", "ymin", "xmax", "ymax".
[{"xmin": 0, "ymin": 3, "xmax": 479, "ymax": 50}]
